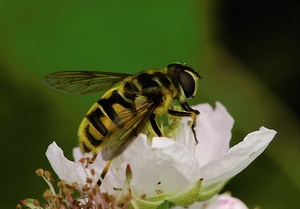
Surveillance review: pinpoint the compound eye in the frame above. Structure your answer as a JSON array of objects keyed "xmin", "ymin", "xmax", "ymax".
[{"xmin": 178, "ymin": 71, "xmax": 196, "ymax": 98}]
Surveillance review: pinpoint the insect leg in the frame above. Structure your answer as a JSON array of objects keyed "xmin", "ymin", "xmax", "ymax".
[
  {"xmin": 168, "ymin": 109, "xmax": 199, "ymax": 144},
  {"xmin": 180, "ymin": 101, "xmax": 200, "ymax": 114},
  {"xmin": 97, "ymin": 159, "xmax": 113, "ymax": 186},
  {"xmin": 150, "ymin": 114, "xmax": 163, "ymax": 137}
]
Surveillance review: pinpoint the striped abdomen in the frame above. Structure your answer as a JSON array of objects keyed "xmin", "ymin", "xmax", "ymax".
[{"xmin": 78, "ymin": 87, "xmax": 134, "ymax": 154}]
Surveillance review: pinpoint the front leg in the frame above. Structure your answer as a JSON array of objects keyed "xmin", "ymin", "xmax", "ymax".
[
  {"xmin": 168, "ymin": 108, "xmax": 199, "ymax": 144},
  {"xmin": 181, "ymin": 101, "xmax": 200, "ymax": 114}
]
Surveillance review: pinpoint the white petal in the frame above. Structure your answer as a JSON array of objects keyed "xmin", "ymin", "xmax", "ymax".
[
  {"xmin": 113, "ymin": 134, "xmax": 200, "ymax": 198},
  {"xmin": 198, "ymin": 127, "xmax": 277, "ymax": 185},
  {"xmin": 46, "ymin": 142, "xmax": 98, "ymax": 187},
  {"xmin": 190, "ymin": 102, "xmax": 234, "ymax": 166},
  {"xmin": 73, "ymin": 147, "xmax": 86, "ymax": 162}
]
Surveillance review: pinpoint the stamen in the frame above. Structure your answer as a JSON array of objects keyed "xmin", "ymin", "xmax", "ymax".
[
  {"xmin": 91, "ymin": 168, "xmax": 96, "ymax": 176},
  {"xmin": 43, "ymin": 189, "xmax": 52, "ymax": 200},
  {"xmin": 44, "ymin": 170, "xmax": 52, "ymax": 180},
  {"xmin": 35, "ymin": 168, "xmax": 44, "ymax": 177},
  {"xmin": 16, "ymin": 204, "xmax": 22, "ymax": 209},
  {"xmin": 86, "ymin": 177, "xmax": 93, "ymax": 184},
  {"xmin": 81, "ymin": 184, "xmax": 90, "ymax": 192}
]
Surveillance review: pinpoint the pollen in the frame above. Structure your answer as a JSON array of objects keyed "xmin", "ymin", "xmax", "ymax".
[{"xmin": 155, "ymin": 189, "xmax": 163, "ymax": 195}]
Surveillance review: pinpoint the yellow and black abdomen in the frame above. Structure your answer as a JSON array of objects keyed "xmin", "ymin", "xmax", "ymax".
[{"xmin": 78, "ymin": 86, "xmax": 134, "ymax": 154}]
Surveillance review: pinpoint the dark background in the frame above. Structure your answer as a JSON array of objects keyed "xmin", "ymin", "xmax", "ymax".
[{"xmin": 0, "ymin": 1, "xmax": 299, "ymax": 208}]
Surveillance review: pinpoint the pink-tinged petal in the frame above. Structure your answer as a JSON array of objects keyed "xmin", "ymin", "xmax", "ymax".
[
  {"xmin": 192, "ymin": 102, "xmax": 234, "ymax": 166},
  {"xmin": 113, "ymin": 134, "xmax": 200, "ymax": 198},
  {"xmin": 172, "ymin": 201, "xmax": 206, "ymax": 209},
  {"xmin": 173, "ymin": 193, "xmax": 248, "ymax": 209},
  {"xmin": 209, "ymin": 193, "xmax": 248, "ymax": 209},
  {"xmin": 198, "ymin": 127, "xmax": 277, "ymax": 185}
]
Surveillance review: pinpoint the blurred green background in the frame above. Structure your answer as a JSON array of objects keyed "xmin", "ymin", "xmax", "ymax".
[{"xmin": 1, "ymin": 1, "xmax": 299, "ymax": 208}]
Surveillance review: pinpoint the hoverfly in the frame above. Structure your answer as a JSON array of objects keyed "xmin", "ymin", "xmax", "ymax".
[{"xmin": 44, "ymin": 63, "xmax": 201, "ymax": 185}]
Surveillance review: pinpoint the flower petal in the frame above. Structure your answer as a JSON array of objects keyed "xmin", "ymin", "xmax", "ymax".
[
  {"xmin": 113, "ymin": 134, "xmax": 200, "ymax": 198},
  {"xmin": 46, "ymin": 142, "xmax": 98, "ymax": 187},
  {"xmin": 190, "ymin": 102, "xmax": 234, "ymax": 166},
  {"xmin": 198, "ymin": 127, "xmax": 277, "ymax": 185}
]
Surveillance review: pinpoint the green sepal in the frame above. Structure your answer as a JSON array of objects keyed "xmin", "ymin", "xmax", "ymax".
[
  {"xmin": 127, "ymin": 179, "xmax": 203, "ymax": 208},
  {"xmin": 164, "ymin": 179, "xmax": 202, "ymax": 206},
  {"xmin": 197, "ymin": 180, "xmax": 229, "ymax": 201},
  {"xmin": 129, "ymin": 197, "xmax": 164, "ymax": 209},
  {"xmin": 157, "ymin": 201, "xmax": 170, "ymax": 209}
]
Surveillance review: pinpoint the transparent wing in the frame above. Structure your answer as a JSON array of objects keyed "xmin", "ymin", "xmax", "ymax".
[
  {"xmin": 101, "ymin": 100, "xmax": 159, "ymax": 161},
  {"xmin": 43, "ymin": 71, "xmax": 131, "ymax": 95}
]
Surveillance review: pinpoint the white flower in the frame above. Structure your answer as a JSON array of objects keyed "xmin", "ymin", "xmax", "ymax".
[{"xmin": 46, "ymin": 102, "xmax": 277, "ymax": 208}]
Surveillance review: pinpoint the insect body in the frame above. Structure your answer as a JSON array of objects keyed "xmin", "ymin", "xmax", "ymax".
[{"xmin": 44, "ymin": 62, "xmax": 201, "ymax": 164}]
